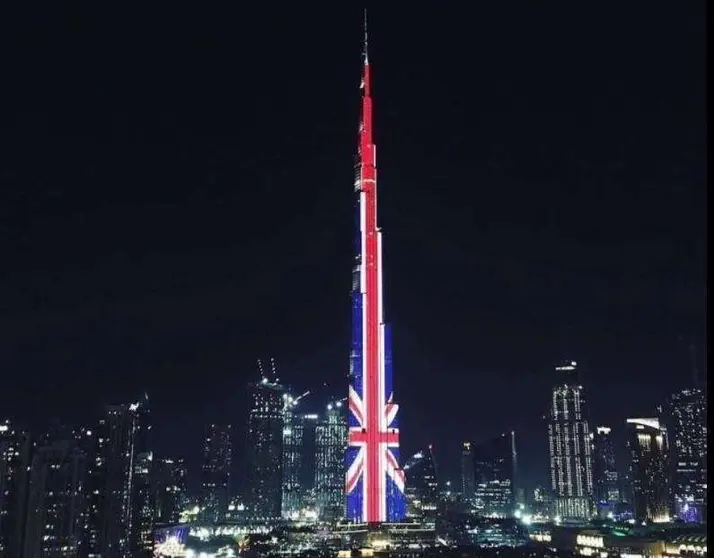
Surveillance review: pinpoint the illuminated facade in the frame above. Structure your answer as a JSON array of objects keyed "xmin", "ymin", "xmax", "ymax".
[
  {"xmin": 316, "ymin": 401, "xmax": 347, "ymax": 521},
  {"xmin": 346, "ymin": 13, "xmax": 406, "ymax": 524},
  {"xmin": 0, "ymin": 420, "xmax": 32, "ymax": 558},
  {"xmin": 592, "ymin": 426, "xmax": 620, "ymax": 515},
  {"xmin": 403, "ymin": 446, "xmax": 439, "ymax": 525},
  {"xmin": 246, "ymin": 375, "xmax": 285, "ymax": 520},
  {"xmin": 626, "ymin": 417, "xmax": 671, "ymax": 523},
  {"xmin": 473, "ymin": 432, "xmax": 517, "ymax": 517},
  {"xmin": 130, "ymin": 450, "xmax": 155, "ymax": 555},
  {"xmin": 547, "ymin": 361, "xmax": 594, "ymax": 519},
  {"xmin": 201, "ymin": 423, "xmax": 232, "ymax": 524},
  {"xmin": 461, "ymin": 442, "xmax": 476, "ymax": 502},
  {"xmin": 156, "ymin": 458, "xmax": 188, "ymax": 524},
  {"xmin": 23, "ymin": 440, "xmax": 85, "ymax": 557},
  {"xmin": 282, "ymin": 392, "xmax": 313, "ymax": 519},
  {"xmin": 83, "ymin": 397, "xmax": 152, "ymax": 557},
  {"xmin": 662, "ymin": 388, "xmax": 707, "ymax": 523}
]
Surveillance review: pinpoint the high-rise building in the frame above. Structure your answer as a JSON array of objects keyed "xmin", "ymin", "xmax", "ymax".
[
  {"xmin": 472, "ymin": 432, "xmax": 517, "ymax": 518},
  {"xmin": 460, "ymin": 442, "xmax": 476, "ymax": 503},
  {"xmin": 626, "ymin": 417, "xmax": 671, "ymax": 523},
  {"xmin": 130, "ymin": 451, "xmax": 155, "ymax": 556},
  {"xmin": 201, "ymin": 424, "xmax": 232, "ymax": 524},
  {"xmin": 346, "ymin": 13, "xmax": 406, "ymax": 524},
  {"xmin": 23, "ymin": 439, "xmax": 85, "ymax": 557},
  {"xmin": 592, "ymin": 426, "xmax": 620, "ymax": 515},
  {"xmin": 662, "ymin": 388, "xmax": 707, "ymax": 523},
  {"xmin": 246, "ymin": 375, "xmax": 285, "ymax": 520},
  {"xmin": 83, "ymin": 397, "xmax": 151, "ymax": 557},
  {"xmin": 403, "ymin": 446, "xmax": 439, "ymax": 525},
  {"xmin": 315, "ymin": 401, "xmax": 347, "ymax": 521},
  {"xmin": 281, "ymin": 391, "xmax": 312, "ymax": 519},
  {"xmin": 155, "ymin": 458, "xmax": 188, "ymax": 524},
  {"xmin": 547, "ymin": 361, "xmax": 594, "ymax": 519},
  {"xmin": 0, "ymin": 420, "xmax": 32, "ymax": 558}
]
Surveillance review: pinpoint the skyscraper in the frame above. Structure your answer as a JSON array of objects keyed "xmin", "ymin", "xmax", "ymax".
[
  {"xmin": 662, "ymin": 388, "xmax": 707, "ymax": 523},
  {"xmin": 403, "ymin": 446, "xmax": 439, "ymax": 526},
  {"xmin": 547, "ymin": 361, "xmax": 594, "ymax": 519},
  {"xmin": 346, "ymin": 12, "xmax": 406, "ymax": 524},
  {"xmin": 472, "ymin": 432, "xmax": 517, "ymax": 518},
  {"xmin": 625, "ymin": 418, "xmax": 671, "ymax": 523},
  {"xmin": 155, "ymin": 458, "xmax": 188, "ymax": 524},
  {"xmin": 592, "ymin": 426, "xmax": 620, "ymax": 516},
  {"xmin": 23, "ymin": 439, "xmax": 85, "ymax": 558},
  {"xmin": 130, "ymin": 450, "xmax": 155, "ymax": 556},
  {"xmin": 246, "ymin": 375, "xmax": 285, "ymax": 520},
  {"xmin": 460, "ymin": 442, "xmax": 476, "ymax": 502},
  {"xmin": 83, "ymin": 397, "xmax": 151, "ymax": 557},
  {"xmin": 281, "ymin": 391, "xmax": 311, "ymax": 519},
  {"xmin": 0, "ymin": 420, "xmax": 32, "ymax": 558},
  {"xmin": 201, "ymin": 424, "xmax": 232, "ymax": 524},
  {"xmin": 315, "ymin": 400, "xmax": 347, "ymax": 521}
]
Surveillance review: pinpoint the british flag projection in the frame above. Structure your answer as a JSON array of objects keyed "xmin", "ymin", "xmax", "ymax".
[{"xmin": 345, "ymin": 15, "xmax": 406, "ymax": 524}]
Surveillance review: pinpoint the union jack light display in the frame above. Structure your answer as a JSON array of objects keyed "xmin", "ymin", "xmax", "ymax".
[{"xmin": 345, "ymin": 12, "xmax": 406, "ymax": 523}]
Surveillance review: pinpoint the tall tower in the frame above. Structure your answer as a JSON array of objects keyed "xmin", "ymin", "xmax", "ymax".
[
  {"xmin": 547, "ymin": 361, "xmax": 594, "ymax": 519},
  {"xmin": 661, "ymin": 389, "xmax": 707, "ymax": 523},
  {"xmin": 201, "ymin": 424, "xmax": 232, "ymax": 523},
  {"xmin": 346, "ymin": 12, "xmax": 406, "ymax": 523},
  {"xmin": 625, "ymin": 418, "xmax": 671, "ymax": 523},
  {"xmin": 592, "ymin": 426, "xmax": 620, "ymax": 516},
  {"xmin": 246, "ymin": 366, "xmax": 285, "ymax": 521}
]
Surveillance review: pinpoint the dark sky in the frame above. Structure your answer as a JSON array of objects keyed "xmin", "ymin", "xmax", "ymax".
[{"xmin": 0, "ymin": 5, "xmax": 706, "ymax": 492}]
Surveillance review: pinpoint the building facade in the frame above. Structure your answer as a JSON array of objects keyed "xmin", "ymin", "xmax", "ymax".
[
  {"xmin": 625, "ymin": 417, "xmax": 671, "ymax": 523},
  {"xmin": 246, "ymin": 377, "xmax": 285, "ymax": 520},
  {"xmin": 460, "ymin": 442, "xmax": 476, "ymax": 503},
  {"xmin": 0, "ymin": 420, "xmax": 32, "ymax": 558},
  {"xmin": 155, "ymin": 458, "xmax": 188, "ymax": 524},
  {"xmin": 662, "ymin": 388, "xmax": 707, "ymax": 523},
  {"xmin": 547, "ymin": 361, "xmax": 594, "ymax": 519},
  {"xmin": 201, "ymin": 423, "xmax": 232, "ymax": 524},
  {"xmin": 403, "ymin": 446, "xmax": 439, "ymax": 526},
  {"xmin": 315, "ymin": 401, "xmax": 347, "ymax": 521},
  {"xmin": 592, "ymin": 426, "xmax": 620, "ymax": 516},
  {"xmin": 83, "ymin": 397, "xmax": 152, "ymax": 557},
  {"xmin": 473, "ymin": 432, "xmax": 517, "ymax": 518}
]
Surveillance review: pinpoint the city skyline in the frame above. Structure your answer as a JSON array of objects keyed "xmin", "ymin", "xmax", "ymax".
[{"xmin": 0, "ymin": 4, "xmax": 705, "ymax": 492}]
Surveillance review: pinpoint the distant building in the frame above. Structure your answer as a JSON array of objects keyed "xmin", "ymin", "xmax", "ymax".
[
  {"xmin": 281, "ymin": 391, "xmax": 314, "ymax": 520},
  {"xmin": 532, "ymin": 486, "xmax": 553, "ymax": 517},
  {"xmin": 460, "ymin": 442, "xmax": 475, "ymax": 503},
  {"xmin": 662, "ymin": 388, "xmax": 707, "ymax": 523},
  {"xmin": 315, "ymin": 400, "xmax": 347, "ymax": 521},
  {"xmin": 547, "ymin": 361, "xmax": 594, "ymax": 519},
  {"xmin": 155, "ymin": 458, "xmax": 188, "ymax": 524},
  {"xmin": 403, "ymin": 445, "xmax": 439, "ymax": 525},
  {"xmin": 246, "ymin": 375, "xmax": 285, "ymax": 520},
  {"xmin": 473, "ymin": 431, "xmax": 517, "ymax": 517},
  {"xmin": 201, "ymin": 424, "xmax": 232, "ymax": 523},
  {"xmin": 0, "ymin": 420, "xmax": 32, "ymax": 558},
  {"xmin": 83, "ymin": 396, "xmax": 152, "ymax": 557},
  {"xmin": 626, "ymin": 417, "xmax": 671, "ymax": 523},
  {"xmin": 592, "ymin": 426, "xmax": 620, "ymax": 515},
  {"xmin": 23, "ymin": 439, "xmax": 85, "ymax": 557}
]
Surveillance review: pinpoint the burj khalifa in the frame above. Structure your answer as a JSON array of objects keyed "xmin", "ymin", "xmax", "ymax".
[{"xmin": 345, "ymin": 13, "xmax": 406, "ymax": 523}]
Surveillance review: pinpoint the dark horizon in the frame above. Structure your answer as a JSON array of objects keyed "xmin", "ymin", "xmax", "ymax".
[{"xmin": 0, "ymin": 5, "xmax": 706, "ymax": 489}]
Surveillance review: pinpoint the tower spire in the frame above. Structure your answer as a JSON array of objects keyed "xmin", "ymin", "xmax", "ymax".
[{"xmin": 363, "ymin": 9, "xmax": 369, "ymax": 64}]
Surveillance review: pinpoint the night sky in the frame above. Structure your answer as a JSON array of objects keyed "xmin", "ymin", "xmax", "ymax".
[{"xmin": 0, "ymin": 5, "xmax": 705, "ymax": 492}]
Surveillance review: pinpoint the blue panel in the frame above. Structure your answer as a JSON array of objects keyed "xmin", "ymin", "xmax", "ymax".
[
  {"xmin": 345, "ymin": 447, "xmax": 363, "ymax": 522},
  {"xmin": 384, "ymin": 323, "xmax": 394, "ymax": 412},
  {"xmin": 386, "ymin": 471, "xmax": 406, "ymax": 521}
]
